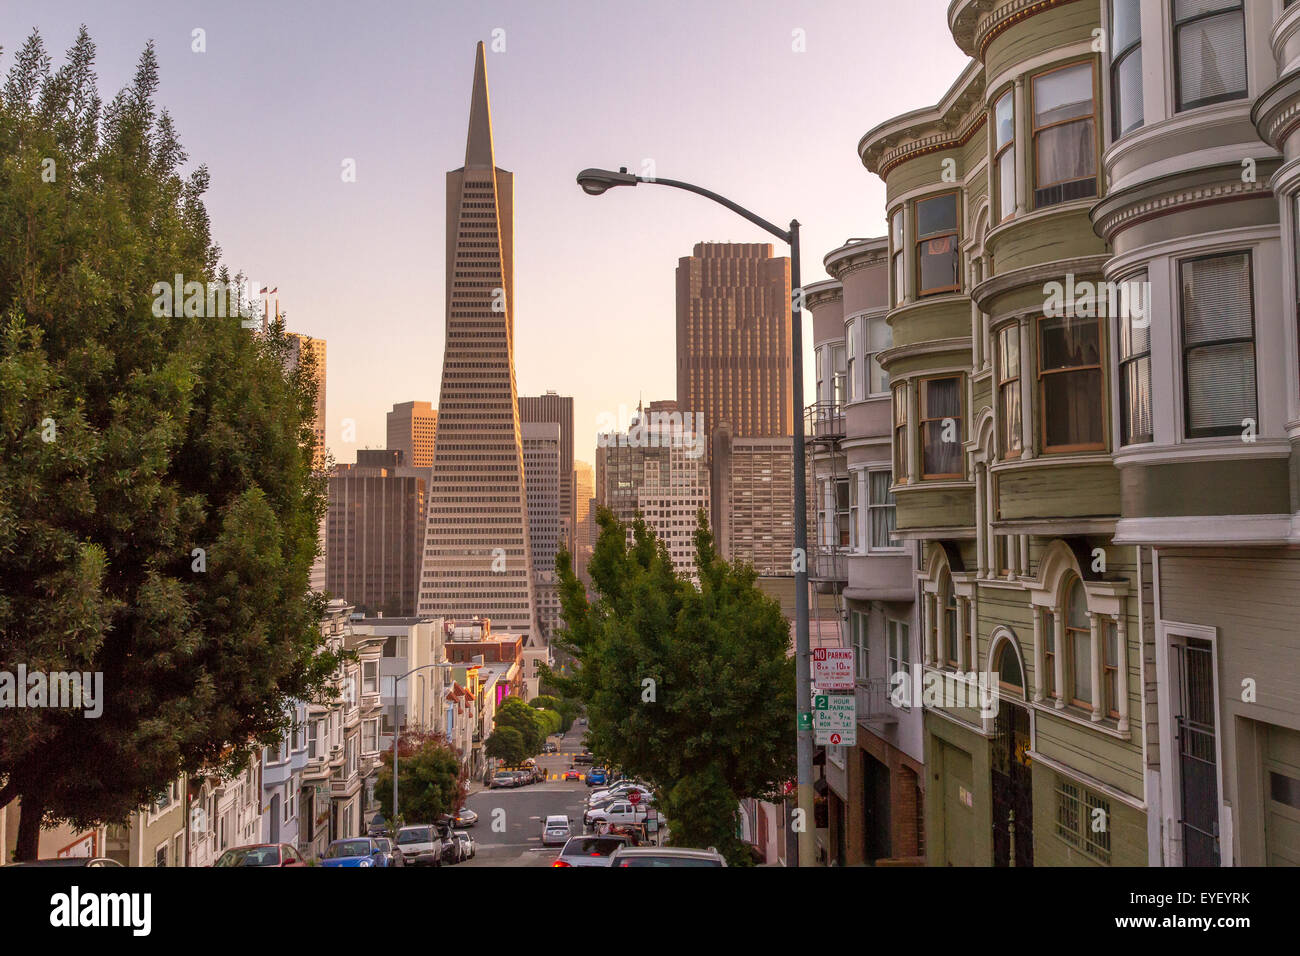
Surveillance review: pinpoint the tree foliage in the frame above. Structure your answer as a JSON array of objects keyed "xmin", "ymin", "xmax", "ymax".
[
  {"xmin": 492, "ymin": 695, "xmax": 547, "ymax": 757},
  {"xmin": 371, "ymin": 731, "xmax": 465, "ymax": 827},
  {"xmin": 484, "ymin": 726, "xmax": 525, "ymax": 767},
  {"xmin": 547, "ymin": 508, "xmax": 796, "ymax": 865},
  {"xmin": 0, "ymin": 28, "xmax": 337, "ymax": 857}
]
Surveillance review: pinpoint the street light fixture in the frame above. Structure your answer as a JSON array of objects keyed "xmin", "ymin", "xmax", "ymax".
[{"xmin": 575, "ymin": 166, "xmax": 816, "ymax": 868}]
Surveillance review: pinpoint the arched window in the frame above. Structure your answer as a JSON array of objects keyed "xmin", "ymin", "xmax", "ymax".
[
  {"xmin": 941, "ymin": 571, "xmax": 959, "ymax": 667},
  {"xmin": 1043, "ymin": 609, "xmax": 1057, "ymax": 698},
  {"xmin": 1064, "ymin": 575, "xmax": 1092, "ymax": 709},
  {"xmin": 995, "ymin": 640, "xmax": 1024, "ymax": 697}
]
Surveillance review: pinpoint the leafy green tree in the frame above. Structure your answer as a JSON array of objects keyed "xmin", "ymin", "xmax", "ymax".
[
  {"xmin": 484, "ymin": 727, "xmax": 525, "ymax": 767},
  {"xmin": 493, "ymin": 696, "xmax": 543, "ymax": 756},
  {"xmin": 530, "ymin": 693, "xmax": 578, "ymax": 732},
  {"xmin": 0, "ymin": 29, "xmax": 337, "ymax": 859},
  {"xmin": 547, "ymin": 508, "xmax": 795, "ymax": 866},
  {"xmin": 371, "ymin": 731, "xmax": 466, "ymax": 826}
]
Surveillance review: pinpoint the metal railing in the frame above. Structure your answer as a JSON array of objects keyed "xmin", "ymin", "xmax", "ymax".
[
  {"xmin": 856, "ymin": 677, "xmax": 900, "ymax": 723},
  {"xmin": 804, "ymin": 401, "xmax": 846, "ymax": 442}
]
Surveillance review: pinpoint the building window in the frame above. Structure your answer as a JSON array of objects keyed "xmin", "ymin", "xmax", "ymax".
[
  {"xmin": 1174, "ymin": 0, "xmax": 1247, "ymax": 112},
  {"xmin": 832, "ymin": 345, "xmax": 847, "ymax": 408},
  {"xmin": 887, "ymin": 619, "xmax": 910, "ymax": 705},
  {"xmin": 849, "ymin": 471, "xmax": 861, "ymax": 552},
  {"xmin": 1055, "ymin": 777, "xmax": 1112, "ymax": 862},
  {"xmin": 994, "ymin": 89, "xmax": 1016, "ymax": 222},
  {"xmin": 1103, "ymin": 620, "xmax": 1120, "ymax": 719},
  {"xmin": 941, "ymin": 573, "xmax": 959, "ymax": 667},
  {"xmin": 362, "ymin": 660, "xmax": 378, "ymax": 696},
  {"xmin": 1118, "ymin": 269, "xmax": 1153, "ymax": 445},
  {"xmin": 847, "ymin": 318, "xmax": 859, "ymax": 402},
  {"xmin": 362, "ymin": 718, "xmax": 379, "ymax": 755},
  {"xmin": 865, "ymin": 314, "xmax": 892, "ymax": 396},
  {"xmin": 1111, "ymin": 0, "xmax": 1143, "ymax": 138},
  {"xmin": 996, "ymin": 324, "xmax": 1023, "ymax": 459},
  {"xmin": 920, "ymin": 376, "xmax": 963, "ymax": 478},
  {"xmin": 836, "ymin": 477, "xmax": 850, "ymax": 549},
  {"xmin": 1043, "ymin": 609, "xmax": 1057, "ymax": 699},
  {"xmin": 816, "ymin": 345, "xmax": 826, "ymax": 405},
  {"xmin": 1180, "ymin": 252, "xmax": 1256, "ymax": 438},
  {"xmin": 1039, "ymin": 312, "xmax": 1104, "ymax": 453},
  {"xmin": 915, "ymin": 192, "xmax": 960, "ymax": 296},
  {"xmin": 1031, "ymin": 62, "xmax": 1097, "ymax": 208},
  {"xmin": 891, "ymin": 208, "xmax": 905, "ymax": 306},
  {"xmin": 996, "ymin": 642, "xmax": 1024, "ymax": 696},
  {"xmin": 893, "ymin": 383, "xmax": 909, "ymax": 484},
  {"xmin": 852, "ymin": 611, "xmax": 869, "ymax": 680},
  {"xmin": 1064, "ymin": 576, "xmax": 1092, "ymax": 709},
  {"xmin": 867, "ymin": 470, "xmax": 898, "ymax": 551}
]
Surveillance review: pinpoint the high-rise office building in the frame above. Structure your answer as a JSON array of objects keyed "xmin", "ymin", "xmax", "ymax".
[
  {"xmin": 676, "ymin": 242, "xmax": 792, "ymax": 439},
  {"xmin": 417, "ymin": 42, "xmax": 538, "ymax": 642},
  {"xmin": 386, "ymin": 401, "xmax": 438, "ymax": 469},
  {"xmin": 326, "ymin": 453, "xmax": 427, "ymax": 617},
  {"xmin": 573, "ymin": 459, "xmax": 594, "ymax": 580},
  {"xmin": 518, "ymin": 392, "xmax": 575, "ymax": 546},
  {"xmin": 522, "ymin": 422, "xmax": 561, "ymax": 642}
]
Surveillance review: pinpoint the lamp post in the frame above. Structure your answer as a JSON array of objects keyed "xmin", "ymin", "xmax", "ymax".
[
  {"xmin": 389, "ymin": 662, "xmax": 455, "ymax": 833},
  {"xmin": 575, "ymin": 167, "xmax": 815, "ymax": 868}
]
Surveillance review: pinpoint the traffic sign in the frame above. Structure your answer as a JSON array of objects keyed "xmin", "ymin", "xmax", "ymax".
[
  {"xmin": 812, "ymin": 647, "xmax": 854, "ymax": 691},
  {"xmin": 628, "ymin": 790, "xmax": 641, "ymax": 805},
  {"xmin": 813, "ymin": 693, "xmax": 856, "ymax": 746},
  {"xmin": 797, "ymin": 711, "xmax": 812, "ymax": 732}
]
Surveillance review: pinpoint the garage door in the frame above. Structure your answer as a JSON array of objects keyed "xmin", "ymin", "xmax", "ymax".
[{"xmin": 1264, "ymin": 725, "xmax": 1300, "ymax": 867}]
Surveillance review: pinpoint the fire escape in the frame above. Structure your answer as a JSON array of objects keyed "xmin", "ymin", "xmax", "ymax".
[{"xmin": 804, "ymin": 400, "xmax": 848, "ymax": 608}]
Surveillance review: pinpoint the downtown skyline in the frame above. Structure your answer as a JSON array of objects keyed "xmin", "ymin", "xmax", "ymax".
[{"xmin": 0, "ymin": 0, "xmax": 968, "ymax": 465}]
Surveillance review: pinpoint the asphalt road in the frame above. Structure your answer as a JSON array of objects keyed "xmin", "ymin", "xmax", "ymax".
[{"xmin": 459, "ymin": 723, "xmax": 594, "ymax": 867}]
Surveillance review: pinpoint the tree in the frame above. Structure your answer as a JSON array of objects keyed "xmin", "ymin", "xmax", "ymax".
[
  {"xmin": 530, "ymin": 693, "xmax": 578, "ymax": 733},
  {"xmin": 484, "ymin": 727, "xmax": 525, "ymax": 767},
  {"xmin": 492, "ymin": 696, "xmax": 544, "ymax": 756},
  {"xmin": 547, "ymin": 508, "xmax": 795, "ymax": 865},
  {"xmin": 371, "ymin": 731, "xmax": 466, "ymax": 827},
  {"xmin": 0, "ymin": 29, "xmax": 338, "ymax": 859}
]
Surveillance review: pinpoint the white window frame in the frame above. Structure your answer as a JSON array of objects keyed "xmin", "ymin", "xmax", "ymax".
[
  {"xmin": 846, "ymin": 317, "xmax": 860, "ymax": 403},
  {"xmin": 887, "ymin": 618, "xmax": 911, "ymax": 709},
  {"xmin": 848, "ymin": 469, "xmax": 862, "ymax": 553},
  {"xmin": 851, "ymin": 611, "xmax": 869, "ymax": 681},
  {"xmin": 362, "ymin": 718, "xmax": 379, "ymax": 755},
  {"xmin": 362, "ymin": 660, "xmax": 379, "ymax": 696},
  {"xmin": 866, "ymin": 467, "xmax": 902, "ymax": 553},
  {"xmin": 863, "ymin": 313, "xmax": 892, "ymax": 398}
]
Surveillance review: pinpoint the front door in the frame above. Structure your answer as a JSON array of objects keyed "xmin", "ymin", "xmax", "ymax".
[
  {"xmin": 1174, "ymin": 639, "xmax": 1220, "ymax": 866},
  {"xmin": 939, "ymin": 742, "xmax": 975, "ymax": 866},
  {"xmin": 991, "ymin": 702, "xmax": 1033, "ymax": 866}
]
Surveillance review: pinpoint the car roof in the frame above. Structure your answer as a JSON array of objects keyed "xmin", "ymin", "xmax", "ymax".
[
  {"xmin": 544, "ymin": 815, "xmax": 569, "ymax": 824},
  {"xmin": 610, "ymin": 846, "xmax": 724, "ymax": 859}
]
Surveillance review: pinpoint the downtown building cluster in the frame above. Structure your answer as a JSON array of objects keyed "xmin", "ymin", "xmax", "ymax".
[{"xmin": 805, "ymin": 0, "xmax": 1300, "ymax": 867}]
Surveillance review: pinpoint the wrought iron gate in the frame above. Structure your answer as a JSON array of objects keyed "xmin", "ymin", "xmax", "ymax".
[
  {"xmin": 991, "ymin": 702, "xmax": 1033, "ymax": 866},
  {"xmin": 1175, "ymin": 639, "xmax": 1220, "ymax": 866}
]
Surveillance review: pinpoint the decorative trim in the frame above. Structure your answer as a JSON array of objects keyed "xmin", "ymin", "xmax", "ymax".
[
  {"xmin": 975, "ymin": 0, "xmax": 1088, "ymax": 61},
  {"xmin": 876, "ymin": 113, "xmax": 988, "ymax": 180},
  {"xmin": 1092, "ymin": 179, "xmax": 1275, "ymax": 243},
  {"xmin": 1026, "ymin": 748, "xmax": 1145, "ymax": 809},
  {"xmin": 1113, "ymin": 515, "xmax": 1296, "ymax": 547}
]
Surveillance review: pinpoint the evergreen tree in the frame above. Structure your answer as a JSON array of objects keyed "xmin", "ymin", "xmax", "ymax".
[{"xmin": 0, "ymin": 28, "xmax": 338, "ymax": 859}]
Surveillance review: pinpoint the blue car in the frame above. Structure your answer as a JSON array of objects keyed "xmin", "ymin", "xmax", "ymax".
[
  {"xmin": 586, "ymin": 767, "xmax": 608, "ymax": 787},
  {"xmin": 320, "ymin": 837, "xmax": 393, "ymax": 867}
]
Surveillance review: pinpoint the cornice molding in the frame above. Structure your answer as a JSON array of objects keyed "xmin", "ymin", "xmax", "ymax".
[
  {"xmin": 974, "ymin": 0, "xmax": 1089, "ymax": 60},
  {"xmin": 1091, "ymin": 174, "xmax": 1275, "ymax": 242},
  {"xmin": 971, "ymin": 253, "xmax": 1110, "ymax": 312},
  {"xmin": 1252, "ymin": 69, "xmax": 1300, "ymax": 150}
]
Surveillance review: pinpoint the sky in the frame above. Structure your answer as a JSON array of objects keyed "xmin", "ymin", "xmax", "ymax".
[{"xmin": 2, "ymin": 0, "xmax": 970, "ymax": 467}]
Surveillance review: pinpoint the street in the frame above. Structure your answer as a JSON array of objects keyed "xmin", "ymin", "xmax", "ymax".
[{"xmin": 459, "ymin": 724, "xmax": 592, "ymax": 867}]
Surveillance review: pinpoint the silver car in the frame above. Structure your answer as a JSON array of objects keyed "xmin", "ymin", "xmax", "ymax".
[
  {"xmin": 395, "ymin": 824, "xmax": 443, "ymax": 867},
  {"xmin": 541, "ymin": 814, "xmax": 572, "ymax": 847},
  {"xmin": 552, "ymin": 834, "xmax": 631, "ymax": 867},
  {"xmin": 608, "ymin": 846, "xmax": 727, "ymax": 867}
]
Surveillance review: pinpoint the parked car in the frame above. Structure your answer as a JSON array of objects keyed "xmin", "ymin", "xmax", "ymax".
[
  {"xmin": 213, "ymin": 843, "xmax": 308, "ymax": 867},
  {"xmin": 395, "ymin": 825, "xmax": 443, "ymax": 867},
  {"xmin": 573, "ymin": 751, "xmax": 595, "ymax": 764},
  {"xmin": 511, "ymin": 770, "xmax": 530, "ymax": 787},
  {"xmin": 584, "ymin": 800, "xmax": 652, "ymax": 829},
  {"xmin": 451, "ymin": 830, "xmax": 477, "ymax": 861},
  {"xmin": 372, "ymin": 837, "xmax": 405, "ymax": 867},
  {"xmin": 490, "ymin": 771, "xmax": 516, "ymax": 789},
  {"xmin": 541, "ymin": 814, "xmax": 572, "ymax": 847},
  {"xmin": 8, "ymin": 857, "xmax": 123, "ymax": 867},
  {"xmin": 551, "ymin": 834, "xmax": 631, "ymax": 867},
  {"xmin": 587, "ymin": 781, "xmax": 651, "ymax": 805},
  {"xmin": 320, "ymin": 838, "xmax": 394, "ymax": 868},
  {"xmin": 609, "ymin": 846, "xmax": 727, "ymax": 867},
  {"xmin": 586, "ymin": 767, "xmax": 608, "ymax": 788},
  {"xmin": 453, "ymin": 807, "xmax": 478, "ymax": 828},
  {"xmin": 543, "ymin": 741, "xmax": 558, "ymax": 754},
  {"xmin": 367, "ymin": 813, "xmax": 390, "ymax": 838}
]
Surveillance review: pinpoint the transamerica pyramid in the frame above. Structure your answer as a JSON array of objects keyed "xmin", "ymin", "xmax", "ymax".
[{"xmin": 417, "ymin": 42, "xmax": 539, "ymax": 643}]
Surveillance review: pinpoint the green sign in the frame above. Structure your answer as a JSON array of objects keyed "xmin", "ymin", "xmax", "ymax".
[{"xmin": 797, "ymin": 711, "xmax": 812, "ymax": 731}]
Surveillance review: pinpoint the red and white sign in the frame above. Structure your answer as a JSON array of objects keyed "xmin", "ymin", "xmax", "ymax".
[
  {"xmin": 628, "ymin": 790, "xmax": 642, "ymax": 806},
  {"xmin": 812, "ymin": 647, "xmax": 854, "ymax": 691}
]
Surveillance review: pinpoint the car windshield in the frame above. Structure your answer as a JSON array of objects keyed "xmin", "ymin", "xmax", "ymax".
[
  {"xmin": 326, "ymin": 840, "xmax": 373, "ymax": 859},
  {"xmin": 216, "ymin": 846, "xmax": 279, "ymax": 867},
  {"xmin": 374, "ymin": 839, "xmax": 391, "ymax": 852},
  {"xmin": 397, "ymin": 828, "xmax": 431, "ymax": 844},
  {"xmin": 563, "ymin": 837, "xmax": 627, "ymax": 857},
  {"xmin": 618, "ymin": 856, "xmax": 722, "ymax": 867}
]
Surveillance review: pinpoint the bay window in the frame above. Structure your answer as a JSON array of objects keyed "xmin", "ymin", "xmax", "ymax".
[
  {"xmin": 847, "ymin": 318, "xmax": 859, "ymax": 402},
  {"xmin": 849, "ymin": 471, "xmax": 861, "ymax": 552},
  {"xmin": 832, "ymin": 344, "xmax": 847, "ymax": 408},
  {"xmin": 996, "ymin": 324, "xmax": 1023, "ymax": 458},
  {"xmin": 915, "ymin": 192, "xmax": 960, "ymax": 296},
  {"xmin": 891, "ymin": 209, "xmax": 905, "ymax": 306},
  {"xmin": 1174, "ymin": 0, "xmax": 1247, "ymax": 112},
  {"xmin": 921, "ymin": 375, "xmax": 963, "ymax": 478},
  {"xmin": 893, "ymin": 383, "xmax": 909, "ymax": 483},
  {"xmin": 1104, "ymin": 620, "xmax": 1120, "ymax": 719},
  {"xmin": 1043, "ymin": 610, "xmax": 1057, "ymax": 699},
  {"xmin": 1118, "ymin": 269, "xmax": 1152, "ymax": 445},
  {"xmin": 867, "ymin": 469, "xmax": 898, "ymax": 551},
  {"xmin": 1031, "ymin": 62, "xmax": 1097, "ymax": 208},
  {"xmin": 1039, "ymin": 311, "xmax": 1104, "ymax": 453},
  {"xmin": 852, "ymin": 611, "xmax": 869, "ymax": 680},
  {"xmin": 1111, "ymin": 0, "xmax": 1143, "ymax": 138},
  {"xmin": 942, "ymin": 573, "xmax": 959, "ymax": 668},
  {"xmin": 887, "ymin": 620, "xmax": 910, "ymax": 701},
  {"xmin": 866, "ymin": 314, "xmax": 892, "ymax": 396},
  {"xmin": 994, "ymin": 89, "xmax": 1016, "ymax": 222},
  {"xmin": 1180, "ymin": 251, "xmax": 1256, "ymax": 438},
  {"xmin": 836, "ymin": 477, "xmax": 850, "ymax": 549},
  {"xmin": 816, "ymin": 345, "xmax": 826, "ymax": 404},
  {"xmin": 1065, "ymin": 577, "xmax": 1092, "ymax": 710}
]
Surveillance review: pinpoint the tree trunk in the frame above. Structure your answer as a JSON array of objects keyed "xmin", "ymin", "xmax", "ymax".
[{"xmin": 15, "ymin": 796, "xmax": 45, "ymax": 862}]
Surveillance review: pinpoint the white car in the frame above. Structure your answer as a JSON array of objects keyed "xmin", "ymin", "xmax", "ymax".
[
  {"xmin": 587, "ymin": 781, "xmax": 652, "ymax": 805},
  {"xmin": 395, "ymin": 824, "xmax": 443, "ymax": 867},
  {"xmin": 541, "ymin": 814, "xmax": 572, "ymax": 847},
  {"xmin": 584, "ymin": 800, "xmax": 652, "ymax": 828},
  {"xmin": 450, "ymin": 830, "xmax": 476, "ymax": 861}
]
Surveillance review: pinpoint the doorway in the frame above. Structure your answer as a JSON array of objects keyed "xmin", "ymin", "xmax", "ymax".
[{"xmin": 991, "ymin": 702, "xmax": 1033, "ymax": 866}]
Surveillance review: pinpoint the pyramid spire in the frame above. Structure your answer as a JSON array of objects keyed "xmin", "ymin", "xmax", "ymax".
[{"xmin": 465, "ymin": 41, "xmax": 495, "ymax": 169}]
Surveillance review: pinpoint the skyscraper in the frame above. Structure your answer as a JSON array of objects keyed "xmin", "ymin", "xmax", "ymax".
[
  {"xmin": 676, "ymin": 242, "xmax": 792, "ymax": 438},
  {"xmin": 386, "ymin": 401, "xmax": 438, "ymax": 468},
  {"xmin": 522, "ymin": 422, "xmax": 561, "ymax": 642},
  {"xmin": 518, "ymin": 392, "xmax": 575, "ymax": 546},
  {"xmin": 416, "ymin": 42, "xmax": 538, "ymax": 642},
  {"xmin": 573, "ymin": 459, "xmax": 594, "ymax": 581}
]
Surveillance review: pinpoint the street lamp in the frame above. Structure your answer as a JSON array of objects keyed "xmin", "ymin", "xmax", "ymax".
[
  {"xmin": 575, "ymin": 166, "xmax": 816, "ymax": 868},
  {"xmin": 388, "ymin": 662, "xmax": 456, "ymax": 833}
]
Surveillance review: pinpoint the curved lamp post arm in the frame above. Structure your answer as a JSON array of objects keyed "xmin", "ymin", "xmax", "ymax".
[{"xmin": 640, "ymin": 176, "xmax": 793, "ymax": 244}]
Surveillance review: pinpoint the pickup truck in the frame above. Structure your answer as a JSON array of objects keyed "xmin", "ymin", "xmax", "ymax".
[{"xmin": 584, "ymin": 799, "xmax": 652, "ymax": 829}]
